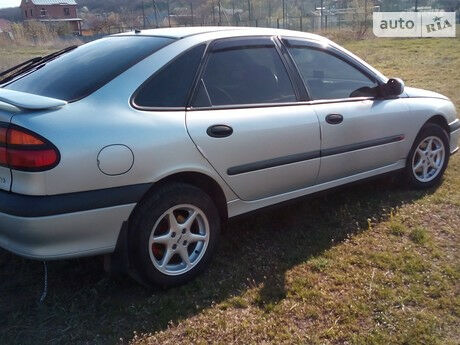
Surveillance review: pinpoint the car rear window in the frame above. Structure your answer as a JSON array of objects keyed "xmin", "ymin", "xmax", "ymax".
[{"xmin": 4, "ymin": 36, "xmax": 175, "ymax": 102}]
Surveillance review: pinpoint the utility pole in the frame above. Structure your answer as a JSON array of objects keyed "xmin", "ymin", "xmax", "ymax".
[
  {"xmin": 415, "ymin": 0, "xmax": 418, "ymax": 12},
  {"xmin": 141, "ymin": 0, "xmax": 146, "ymax": 29},
  {"xmin": 152, "ymin": 0, "xmax": 159, "ymax": 27}
]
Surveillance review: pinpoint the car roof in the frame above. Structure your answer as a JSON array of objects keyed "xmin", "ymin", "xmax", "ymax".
[{"xmin": 113, "ymin": 26, "xmax": 329, "ymax": 42}]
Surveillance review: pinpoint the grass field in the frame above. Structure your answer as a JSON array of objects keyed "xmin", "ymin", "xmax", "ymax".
[{"xmin": 0, "ymin": 36, "xmax": 459, "ymax": 345}]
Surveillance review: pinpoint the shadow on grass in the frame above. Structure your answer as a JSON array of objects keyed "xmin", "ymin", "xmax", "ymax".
[{"xmin": 0, "ymin": 176, "xmax": 436, "ymax": 344}]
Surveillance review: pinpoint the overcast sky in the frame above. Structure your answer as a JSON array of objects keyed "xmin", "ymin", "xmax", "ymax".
[{"xmin": 0, "ymin": 0, "xmax": 21, "ymax": 9}]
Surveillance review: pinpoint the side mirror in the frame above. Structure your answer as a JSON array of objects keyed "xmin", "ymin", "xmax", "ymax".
[{"xmin": 383, "ymin": 78, "xmax": 405, "ymax": 97}]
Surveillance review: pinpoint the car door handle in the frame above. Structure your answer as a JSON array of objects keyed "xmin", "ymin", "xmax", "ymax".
[
  {"xmin": 325, "ymin": 114, "xmax": 343, "ymax": 125},
  {"xmin": 207, "ymin": 125, "xmax": 233, "ymax": 138}
]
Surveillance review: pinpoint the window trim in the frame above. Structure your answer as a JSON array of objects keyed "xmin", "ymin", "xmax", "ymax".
[
  {"xmin": 281, "ymin": 37, "xmax": 385, "ymax": 102},
  {"xmin": 130, "ymin": 43, "xmax": 208, "ymax": 112},
  {"xmin": 187, "ymin": 95, "xmax": 374, "ymax": 112},
  {"xmin": 188, "ymin": 36, "xmax": 302, "ymax": 109}
]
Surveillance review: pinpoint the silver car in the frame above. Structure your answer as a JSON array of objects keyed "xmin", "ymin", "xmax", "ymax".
[{"xmin": 0, "ymin": 27, "xmax": 458, "ymax": 287}]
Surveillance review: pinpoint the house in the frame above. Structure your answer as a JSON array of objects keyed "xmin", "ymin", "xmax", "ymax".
[{"xmin": 20, "ymin": 0, "xmax": 82, "ymax": 35}]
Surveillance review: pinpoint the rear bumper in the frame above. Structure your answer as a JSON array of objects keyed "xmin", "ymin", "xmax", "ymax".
[
  {"xmin": 0, "ymin": 204, "xmax": 135, "ymax": 259},
  {"xmin": 0, "ymin": 184, "xmax": 150, "ymax": 260}
]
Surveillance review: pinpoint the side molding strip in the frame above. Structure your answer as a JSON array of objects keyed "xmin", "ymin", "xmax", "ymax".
[
  {"xmin": 322, "ymin": 134, "xmax": 404, "ymax": 157},
  {"xmin": 0, "ymin": 183, "xmax": 152, "ymax": 217},
  {"xmin": 227, "ymin": 150, "xmax": 321, "ymax": 176},
  {"xmin": 227, "ymin": 134, "xmax": 404, "ymax": 176}
]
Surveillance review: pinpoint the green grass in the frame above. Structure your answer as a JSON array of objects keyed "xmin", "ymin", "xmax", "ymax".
[{"xmin": 0, "ymin": 36, "xmax": 459, "ymax": 345}]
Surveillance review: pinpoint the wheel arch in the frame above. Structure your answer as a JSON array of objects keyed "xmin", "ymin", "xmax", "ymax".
[
  {"xmin": 132, "ymin": 171, "xmax": 229, "ymax": 224},
  {"xmin": 424, "ymin": 114, "xmax": 450, "ymax": 134}
]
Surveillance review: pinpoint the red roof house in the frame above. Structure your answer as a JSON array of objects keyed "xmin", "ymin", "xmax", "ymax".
[{"xmin": 20, "ymin": 0, "xmax": 82, "ymax": 34}]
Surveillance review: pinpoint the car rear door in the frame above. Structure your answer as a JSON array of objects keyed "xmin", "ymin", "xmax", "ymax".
[
  {"xmin": 283, "ymin": 38, "xmax": 409, "ymax": 183},
  {"xmin": 186, "ymin": 37, "xmax": 321, "ymax": 201}
]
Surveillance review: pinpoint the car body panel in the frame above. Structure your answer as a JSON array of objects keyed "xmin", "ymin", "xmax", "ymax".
[
  {"xmin": 227, "ymin": 158, "xmax": 407, "ymax": 217},
  {"xmin": 0, "ymin": 203, "xmax": 135, "ymax": 259},
  {"xmin": 0, "ymin": 27, "xmax": 457, "ymax": 259},
  {"xmin": 186, "ymin": 105, "xmax": 321, "ymax": 201},
  {"xmin": 314, "ymin": 98, "xmax": 410, "ymax": 183}
]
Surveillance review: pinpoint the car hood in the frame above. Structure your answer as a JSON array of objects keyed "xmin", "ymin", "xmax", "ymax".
[{"xmin": 404, "ymin": 87, "xmax": 449, "ymax": 101}]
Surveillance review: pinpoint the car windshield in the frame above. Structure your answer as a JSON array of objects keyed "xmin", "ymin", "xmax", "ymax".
[{"xmin": 3, "ymin": 36, "xmax": 175, "ymax": 102}]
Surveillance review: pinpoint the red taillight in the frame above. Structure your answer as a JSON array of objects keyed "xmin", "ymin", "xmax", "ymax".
[
  {"xmin": 8, "ymin": 128, "xmax": 45, "ymax": 146},
  {"xmin": 0, "ymin": 123, "xmax": 60, "ymax": 171}
]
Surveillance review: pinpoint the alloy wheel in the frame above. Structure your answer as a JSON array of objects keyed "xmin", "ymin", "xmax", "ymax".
[
  {"xmin": 412, "ymin": 136, "xmax": 445, "ymax": 183},
  {"xmin": 148, "ymin": 204, "xmax": 210, "ymax": 276}
]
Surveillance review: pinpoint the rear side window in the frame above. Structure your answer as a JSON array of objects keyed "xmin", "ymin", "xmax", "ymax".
[
  {"xmin": 193, "ymin": 44, "xmax": 296, "ymax": 107},
  {"xmin": 4, "ymin": 36, "xmax": 175, "ymax": 102},
  {"xmin": 133, "ymin": 44, "xmax": 205, "ymax": 108},
  {"xmin": 288, "ymin": 47, "xmax": 378, "ymax": 100}
]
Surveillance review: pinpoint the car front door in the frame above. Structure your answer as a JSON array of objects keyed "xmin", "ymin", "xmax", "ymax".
[
  {"xmin": 284, "ymin": 38, "xmax": 410, "ymax": 183},
  {"xmin": 186, "ymin": 37, "xmax": 321, "ymax": 201}
]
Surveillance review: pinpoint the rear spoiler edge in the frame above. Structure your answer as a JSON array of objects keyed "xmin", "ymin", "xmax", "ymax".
[{"xmin": 0, "ymin": 88, "xmax": 67, "ymax": 110}]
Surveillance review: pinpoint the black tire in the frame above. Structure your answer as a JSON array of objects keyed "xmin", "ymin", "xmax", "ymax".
[
  {"xmin": 128, "ymin": 183, "xmax": 221, "ymax": 287},
  {"xmin": 404, "ymin": 123, "xmax": 450, "ymax": 189}
]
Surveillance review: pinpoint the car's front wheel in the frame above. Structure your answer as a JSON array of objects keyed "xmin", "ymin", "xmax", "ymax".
[
  {"xmin": 129, "ymin": 183, "xmax": 221, "ymax": 287},
  {"xmin": 405, "ymin": 123, "xmax": 449, "ymax": 188}
]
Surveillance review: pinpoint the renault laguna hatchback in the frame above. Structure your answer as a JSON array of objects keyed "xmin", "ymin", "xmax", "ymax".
[{"xmin": 0, "ymin": 27, "xmax": 458, "ymax": 287}]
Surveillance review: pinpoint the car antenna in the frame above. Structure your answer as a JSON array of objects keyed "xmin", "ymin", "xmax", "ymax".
[{"xmin": 134, "ymin": 28, "xmax": 141, "ymax": 34}]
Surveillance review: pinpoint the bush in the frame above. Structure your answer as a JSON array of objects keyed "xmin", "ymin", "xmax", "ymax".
[{"xmin": 0, "ymin": 21, "xmax": 81, "ymax": 47}]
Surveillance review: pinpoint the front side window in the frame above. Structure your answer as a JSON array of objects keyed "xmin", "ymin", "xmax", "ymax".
[
  {"xmin": 288, "ymin": 46, "xmax": 378, "ymax": 100},
  {"xmin": 193, "ymin": 43, "xmax": 296, "ymax": 107},
  {"xmin": 40, "ymin": 8, "xmax": 46, "ymax": 17},
  {"xmin": 134, "ymin": 44, "xmax": 205, "ymax": 108},
  {"xmin": 64, "ymin": 8, "xmax": 70, "ymax": 16}
]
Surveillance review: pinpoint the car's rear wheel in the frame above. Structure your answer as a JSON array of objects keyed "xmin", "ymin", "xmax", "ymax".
[
  {"xmin": 129, "ymin": 183, "xmax": 220, "ymax": 287},
  {"xmin": 405, "ymin": 123, "xmax": 449, "ymax": 188}
]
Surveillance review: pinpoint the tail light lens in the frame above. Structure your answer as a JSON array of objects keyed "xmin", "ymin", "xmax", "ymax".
[{"xmin": 0, "ymin": 123, "xmax": 60, "ymax": 171}]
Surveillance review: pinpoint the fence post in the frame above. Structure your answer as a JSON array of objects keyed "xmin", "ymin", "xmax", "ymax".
[
  {"xmin": 325, "ymin": 15, "xmax": 327, "ymax": 30},
  {"xmin": 277, "ymin": 18, "xmax": 280, "ymax": 28},
  {"xmin": 218, "ymin": 0, "xmax": 221, "ymax": 25},
  {"xmin": 212, "ymin": 1, "xmax": 216, "ymax": 25},
  {"xmin": 162, "ymin": 0, "xmax": 168, "ymax": 27},
  {"xmin": 300, "ymin": 16, "xmax": 303, "ymax": 31},
  {"xmin": 282, "ymin": 0, "xmax": 285, "ymax": 28},
  {"xmin": 248, "ymin": 0, "xmax": 252, "ymax": 21},
  {"xmin": 190, "ymin": 2, "xmax": 194, "ymax": 25}
]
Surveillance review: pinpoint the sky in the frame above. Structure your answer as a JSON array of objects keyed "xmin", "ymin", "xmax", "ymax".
[{"xmin": 0, "ymin": 0, "xmax": 21, "ymax": 9}]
